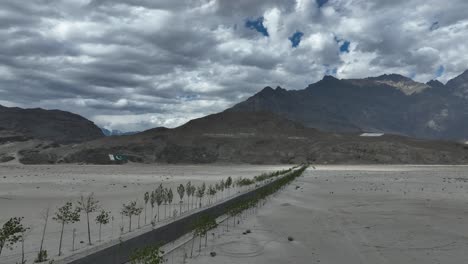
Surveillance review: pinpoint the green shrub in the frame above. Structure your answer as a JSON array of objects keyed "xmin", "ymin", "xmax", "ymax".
[{"xmin": 130, "ymin": 245, "xmax": 165, "ymax": 264}]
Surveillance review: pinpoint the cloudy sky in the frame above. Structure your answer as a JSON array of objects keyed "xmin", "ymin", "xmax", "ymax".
[{"xmin": 1, "ymin": 0, "xmax": 468, "ymax": 131}]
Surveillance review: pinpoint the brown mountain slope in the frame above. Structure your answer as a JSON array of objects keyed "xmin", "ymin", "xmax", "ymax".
[
  {"xmin": 15, "ymin": 111, "xmax": 468, "ymax": 165},
  {"xmin": 0, "ymin": 105, "xmax": 104, "ymax": 143}
]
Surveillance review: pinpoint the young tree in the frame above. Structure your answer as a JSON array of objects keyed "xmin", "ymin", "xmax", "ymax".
[
  {"xmin": 35, "ymin": 206, "xmax": 50, "ymax": 263},
  {"xmin": 196, "ymin": 186, "xmax": 201, "ymax": 209},
  {"xmin": 20, "ymin": 229, "xmax": 29, "ymax": 264},
  {"xmin": 185, "ymin": 181, "xmax": 192, "ymax": 211},
  {"xmin": 207, "ymin": 185, "xmax": 216, "ymax": 204},
  {"xmin": 177, "ymin": 184, "xmax": 185, "ymax": 214},
  {"xmin": 167, "ymin": 188, "xmax": 174, "ymax": 216},
  {"xmin": 192, "ymin": 215, "xmax": 217, "ymax": 254},
  {"xmin": 150, "ymin": 191, "xmax": 156, "ymax": 220},
  {"xmin": 225, "ymin": 176, "xmax": 233, "ymax": 196},
  {"xmin": 201, "ymin": 183, "xmax": 206, "ymax": 206},
  {"xmin": 213, "ymin": 185, "xmax": 218, "ymax": 203},
  {"xmin": 226, "ymin": 206, "xmax": 240, "ymax": 231},
  {"xmin": 72, "ymin": 228, "xmax": 77, "ymax": 252},
  {"xmin": 111, "ymin": 216, "xmax": 115, "ymax": 238},
  {"xmin": 0, "ymin": 217, "xmax": 28, "ymax": 256},
  {"xmin": 190, "ymin": 221, "xmax": 202, "ymax": 258},
  {"xmin": 220, "ymin": 179, "xmax": 225, "ymax": 199},
  {"xmin": 190, "ymin": 185, "xmax": 196, "ymax": 209},
  {"xmin": 95, "ymin": 210, "xmax": 110, "ymax": 242},
  {"xmin": 155, "ymin": 184, "xmax": 164, "ymax": 222},
  {"xmin": 121, "ymin": 201, "xmax": 137, "ymax": 232},
  {"xmin": 17, "ymin": 227, "xmax": 31, "ymax": 264},
  {"xmin": 196, "ymin": 183, "xmax": 206, "ymax": 208},
  {"xmin": 163, "ymin": 188, "xmax": 168, "ymax": 219},
  {"xmin": 144, "ymin": 191, "xmax": 149, "ymax": 225},
  {"xmin": 53, "ymin": 202, "xmax": 81, "ymax": 256},
  {"xmin": 77, "ymin": 193, "xmax": 100, "ymax": 245},
  {"xmin": 135, "ymin": 204, "xmax": 143, "ymax": 229},
  {"xmin": 214, "ymin": 183, "xmax": 220, "ymax": 202},
  {"xmin": 202, "ymin": 216, "xmax": 217, "ymax": 248}
]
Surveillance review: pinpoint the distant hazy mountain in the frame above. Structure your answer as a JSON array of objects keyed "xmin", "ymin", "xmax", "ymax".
[
  {"xmin": 0, "ymin": 105, "xmax": 104, "ymax": 143},
  {"xmin": 100, "ymin": 128, "xmax": 140, "ymax": 136},
  {"xmin": 229, "ymin": 70, "xmax": 468, "ymax": 141}
]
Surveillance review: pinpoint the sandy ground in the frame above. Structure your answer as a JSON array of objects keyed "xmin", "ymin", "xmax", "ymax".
[
  {"xmin": 0, "ymin": 164, "xmax": 289, "ymax": 264},
  {"xmin": 183, "ymin": 165, "xmax": 468, "ymax": 264}
]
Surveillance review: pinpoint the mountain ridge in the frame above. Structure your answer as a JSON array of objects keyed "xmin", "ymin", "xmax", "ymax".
[
  {"xmin": 0, "ymin": 105, "xmax": 104, "ymax": 143},
  {"xmin": 12, "ymin": 111, "xmax": 468, "ymax": 165},
  {"xmin": 229, "ymin": 70, "xmax": 468, "ymax": 141},
  {"xmin": 2, "ymin": 71, "xmax": 468, "ymax": 165}
]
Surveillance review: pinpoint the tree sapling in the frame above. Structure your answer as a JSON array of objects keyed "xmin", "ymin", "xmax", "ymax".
[
  {"xmin": 53, "ymin": 202, "xmax": 81, "ymax": 256},
  {"xmin": 95, "ymin": 210, "xmax": 110, "ymax": 242}
]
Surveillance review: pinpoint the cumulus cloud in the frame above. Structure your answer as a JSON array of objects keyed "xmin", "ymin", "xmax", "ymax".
[{"xmin": 0, "ymin": 0, "xmax": 467, "ymax": 131}]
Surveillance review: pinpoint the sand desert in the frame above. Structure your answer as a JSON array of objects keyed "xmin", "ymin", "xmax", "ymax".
[
  {"xmin": 0, "ymin": 164, "xmax": 289, "ymax": 264},
  {"xmin": 2, "ymin": 165, "xmax": 468, "ymax": 264},
  {"xmin": 177, "ymin": 165, "xmax": 468, "ymax": 264}
]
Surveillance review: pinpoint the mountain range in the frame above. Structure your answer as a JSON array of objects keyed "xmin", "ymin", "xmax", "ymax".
[
  {"xmin": 1, "ymin": 70, "xmax": 468, "ymax": 165},
  {"xmin": 10, "ymin": 111, "xmax": 468, "ymax": 165},
  {"xmin": 229, "ymin": 70, "xmax": 468, "ymax": 141}
]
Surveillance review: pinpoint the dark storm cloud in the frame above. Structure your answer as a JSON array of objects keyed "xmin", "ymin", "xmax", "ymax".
[
  {"xmin": 1, "ymin": 37, "xmax": 79, "ymax": 57},
  {"xmin": 0, "ymin": 14, "xmax": 39, "ymax": 29},
  {"xmin": 1, "ymin": 0, "xmax": 467, "ymax": 131}
]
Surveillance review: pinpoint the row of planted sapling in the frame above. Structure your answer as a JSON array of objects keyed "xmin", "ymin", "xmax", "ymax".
[
  {"xmin": 233, "ymin": 164, "xmax": 302, "ymax": 191},
  {"xmin": 0, "ymin": 176, "xmax": 234, "ymax": 263},
  {"xmin": 128, "ymin": 212, "xmax": 221, "ymax": 264},
  {"xmin": 0, "ymin": 166, "xmax": 298, "ymax": 263},
  {"xmin": 130, "ymin": 165, "xmax": 308, "ymax": 263},
  {"xmin": 225, "ymin": 165, "xmax": 308, "ymax": 231}
]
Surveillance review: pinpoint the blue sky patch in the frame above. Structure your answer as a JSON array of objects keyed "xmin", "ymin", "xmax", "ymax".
[
  {"xmin": 325, "ymin": 67, "xmax": 337, "ymax": 76},
  {"xmin": 435, "ymin": 65, "xmax": 445, "ymax": 77},
  {"xmin": 289, "ymin": 31, "xmax": 304, "ymax": 48},
  {"xmin": 340, "ymin": 41, "xmax": 350, "ymax": 53},
  {"xmin": 245, "ymin": 17, "xmax": 269, "ymax": 37},
  {"xmin": 316, "ymin": 0, "xmax": 329, "ymax": 8}
]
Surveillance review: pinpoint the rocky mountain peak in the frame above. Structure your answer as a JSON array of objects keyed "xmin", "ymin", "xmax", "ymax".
[
  {"xmin": 367, "ymin": 74, "xmax": 430, "ymax": 95},
  {"xmin": 371, "ymin": 73, "xmax": 411, "ymax": 82},
  {"xmin": 447, "ymin": 69, "xmax": 468, "ymax": 85},
  {"xmin": 255, "ymin": 86, "xmax": 289, "ymax": 97},
  {"xmin": 446, "ymin": 69, "xmax": 468, "ymax": 98},
  {"xmin": 228, "ymin": 69, "xmax": 468, "ymax": 141},
  {"xmin": 460, "ymin": 69, "xmax": 468, "ymax": 77},
  {"xmin": 426, "ymin": 79, "xmax": 444, "ymax": 88},
  {"xmin": 322, "ymin": 75, "xmax": 339, "ymax": 82},
  {"xmin": 275, "ymin": 86, "xmax": 286, "ymax": 92},
  {"xmin": 257, "ymin": 86, "xmax": 274, "ymax": 95}
]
